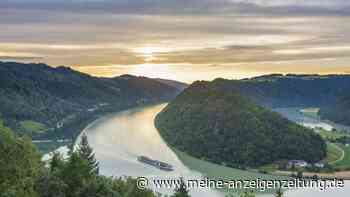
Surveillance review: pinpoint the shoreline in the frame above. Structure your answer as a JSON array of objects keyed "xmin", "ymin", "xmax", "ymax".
[{"xmin": 40, "ymin": 101, "xmax": 170, "ymax": 158}]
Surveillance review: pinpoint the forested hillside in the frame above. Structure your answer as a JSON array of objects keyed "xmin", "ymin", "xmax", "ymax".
[
  {"xmin": 320, "ymin": 93, "xmax": 350, "ymax": 125},
  {"xmin": 208, "ymin": 75, "xmax": 350, "ymax": 126},
  {"xmin": 0, "ymin": 118, "xmax": 158, "ymax": 197},
  {"xmin": 0, "ymin": 61, "xmax": 183, "ymax": 139},
  {"xmin": 211, "ymin": 74, "xmax": 350, "ymax": 108},
  {"xmin": 155, "ymin": 81, "xmax": 327, "ymax": 167}
]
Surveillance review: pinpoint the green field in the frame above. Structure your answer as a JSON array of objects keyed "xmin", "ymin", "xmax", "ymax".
[
  {"xmin": 20, "ymin": 120, "xmax": 48, "ymax": 134},
  {"xmin": 317, "ymin": 128, "xmax": 349, "ymax": 141},
  {"xmin": 326, "ymin": 143, "xmax": 344, "ymax": 164},
  {"xmin": 300, "ymin": 108, "xmax": 319, "ymax": 119},
  {"xmin": 173, "ymin": 148, "xmax": 289, "ymax": 194},
  {"xmin": 333, "ymin": 144, "xmax": 350, "ymax": 169}
]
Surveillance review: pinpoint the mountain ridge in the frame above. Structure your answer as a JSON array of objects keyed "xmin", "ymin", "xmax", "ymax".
[{"xmin": 0, "ymin": 61, "xmax": 183, "ymax": 139}]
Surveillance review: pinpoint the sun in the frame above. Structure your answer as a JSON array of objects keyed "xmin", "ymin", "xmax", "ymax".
[{"xmin": 133, "ymin": 46, "xmax": 166, "ymax": 62}]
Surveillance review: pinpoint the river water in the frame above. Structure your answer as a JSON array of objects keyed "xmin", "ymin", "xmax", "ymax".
[
  {"xmin": 77, "ymin": 103, "xmax": 223, "ymax": 197},
  {"xmin": 45, "ymin": 103, "xmax": 350, "ymax": 196}
]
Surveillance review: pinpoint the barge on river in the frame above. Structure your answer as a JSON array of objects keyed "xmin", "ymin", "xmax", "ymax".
[{"xmin": 137, "ymin": 156, "xmax": 174, "ymax": 171}]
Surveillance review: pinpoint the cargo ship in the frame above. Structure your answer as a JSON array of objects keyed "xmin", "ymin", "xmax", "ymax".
[{"xmin": 137, "ymin": 156, "xmax": 174, "ymax": 171}]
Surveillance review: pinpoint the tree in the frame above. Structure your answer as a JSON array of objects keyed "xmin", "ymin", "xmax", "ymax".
[
  {"xmin": 296, "ymin": 170, "xmax": 303, "ymax": 178},
  {"xmin": 0, "ymin": 122, "xmax": 41, "ymax": 197},
  {"xmin": 35, "ymin": 170, "xmax": 67, "ymax": 197},
  {"xmin": 240, "ymin": 190, "xmax": 255, "ymax": 197},
  {"xmin": 77, "ymin": 133, "xmax": 99, "ymax": 175},
  {"xmin": 50, "ymin": 152, "xmax": 65, "ymax": 173},
  {"xmin": 61, "ymin": 152, "xmax": 92, "ymax": 197},
  {"xmin": 275, "ymin": 188, "xmax": 284, "ymax": 197},
  {"xmin": 171, "ymin": 178, "xmax": 190, "ymax": 197}
]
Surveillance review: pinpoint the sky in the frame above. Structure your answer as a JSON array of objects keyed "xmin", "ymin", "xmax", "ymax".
[{"xmin": 1, "ymin": 0, "xmax": 350, "ymax": 82}]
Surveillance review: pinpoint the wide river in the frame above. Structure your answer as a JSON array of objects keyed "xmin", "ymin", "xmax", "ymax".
[{"xmin": 65, "ymin": 103, "xmax": 350, "ymax": 196}]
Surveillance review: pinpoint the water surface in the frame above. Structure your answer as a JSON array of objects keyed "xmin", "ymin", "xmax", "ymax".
[
  {"xmin": 46, "ymin": 104, "xmax": 350, "ymax": 196},
  {"xmin": 81, "ymin": 103, "xmax": 222, "ymax": 196}
]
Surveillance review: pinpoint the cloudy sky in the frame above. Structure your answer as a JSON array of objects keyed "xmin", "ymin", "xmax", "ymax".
[{"xmin": 1, "ymin": 0, "xmax": 350, "ymax": 82}]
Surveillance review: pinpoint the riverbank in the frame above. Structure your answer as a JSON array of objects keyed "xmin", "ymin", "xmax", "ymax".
[
  {"xmin": 36, "ymin": 100, "xmax": 173, "ymax": 154},
  {"xmin": 42, "ymin": 103, "xmax": 350, "ymax": 197}
]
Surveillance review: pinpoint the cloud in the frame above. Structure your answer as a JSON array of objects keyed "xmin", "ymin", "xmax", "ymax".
[
  {"xmin": 1, "ymin": 0, "xmax": 349, "ymax": 16},
  {"xmin": 0, "ymin": 52, "xmax": 43, "ymax": 60},
  {"xmin": 229, "ymin": 0, "xmax": 350, "ymax": 8},
  {"xmin": 0, "ymin": 0, "xmax": 349, "ymax": 78}
]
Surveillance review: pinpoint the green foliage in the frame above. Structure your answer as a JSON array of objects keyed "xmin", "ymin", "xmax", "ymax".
[
  {"xmin": 20, "ymin": 120, "xmax": 48, "ymax": 134},
  {"xmin": 326, "ymin": 143, "xmax": 343, "ymax": 164},
  {"xmin": 35, "ymin": 170, "xmax": 68, "ymax": 197},
  {"xmin": 0, "ymin": 119, "xmax": 42, "ymax": 197},
  {"xmin": 317, "ymin": 128, "xmax": 350, "ymax": 142},
  {"xmin": 240, "ymin": 190, "xmax": 256, "ymax": 197},
  {"xmin": 275, "ymin": 188, "xmax": 284, "ymax": 197},
  {"xmin": 206, "ymin": 75, "xmax": 350, "ymax": 126},
  {"xmin": 77, "ymin": 134, "xmax": 99, "ymax": 175},
  {"xmin": 334, "ymin": 144, "xmax": 350, "ymax": 169},
  {"xmin": 320, "ymin": 93, "xmax": 350, "ymax": 126},
  {"xmin": 50, "ymin": 152, "xmax": 65, "ymax": 173},
  {"xmin": 0, "ymin": 61, "xmax": 181, "ymax": 140},
  {"xmin": 156, "ymin": 81, "xmax": 327, "ymax": 167},
  {"xmin": 171, "ymin": 178, "xmax": 190, "ymax": 197},
  {"xmin": 0, "ymin": 122, "xmax": 159, "ymax": 197}
]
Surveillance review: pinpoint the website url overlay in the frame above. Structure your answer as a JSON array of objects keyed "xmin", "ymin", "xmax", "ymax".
[{"xmin": 136, "ymin": 177, "xmax": 345, "ymax": 191}]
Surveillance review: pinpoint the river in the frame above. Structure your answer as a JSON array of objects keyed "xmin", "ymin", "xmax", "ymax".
[
  {"xmin": 76, "ymin": 103, "xmax": 223, "ymax": 196},
  {"xmin": 45, "ymin": 103, "xmax": 350, "ymax": 196}
]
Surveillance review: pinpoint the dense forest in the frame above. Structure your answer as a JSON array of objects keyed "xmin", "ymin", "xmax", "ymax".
[
  {"xmin": 0, "ymin": 118, "xmax": 176, "ymax": 197},
  {"xmin": 0, "ymin": 61, "xmax": 186, "ymax": 140},
  {"xmin": 155, "ymin": 81, "xmax": 327, "ymax": 167},
  {"xmin": 319, "ymin": 93, "xmax": 350, "ymax": 125},
  {"xmin": 206, "ymin": 74, "xmax": 350, "ymax": 126}
]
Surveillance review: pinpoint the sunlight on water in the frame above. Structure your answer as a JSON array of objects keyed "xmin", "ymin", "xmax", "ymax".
[{"xmin": 81, "ymin": 104, "xmax": 223, "ymax": 197}]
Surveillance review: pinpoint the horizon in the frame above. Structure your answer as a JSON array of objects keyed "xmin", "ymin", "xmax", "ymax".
[
  {"xmin": 3, "ymin": 60, "xmax": 350, "ymax": 84},
  {"xmin": 1, "ymin": 0, "xmax": 350, "ymax": 82}
]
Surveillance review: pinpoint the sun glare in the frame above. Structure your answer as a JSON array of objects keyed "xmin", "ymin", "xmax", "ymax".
[
  {"xmin": 133, "ymin": 46, "xmax": 167, "ymax": 62},
  {"xmin": 133, "ymin": 47, "xmax": 167, "ymax": 55}
]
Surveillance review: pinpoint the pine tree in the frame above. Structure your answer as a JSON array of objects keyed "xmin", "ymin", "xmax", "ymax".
[
  {"xmin": 171, "ymin": 177, "xmax": 190, "ymax": 197},
  {"xmin": 77, "ymin": 133, "xmax": 99, "ymax": 175},
  {"xmin": 50, "ymin": 151, "xmax": 65, "ymax": 173}
]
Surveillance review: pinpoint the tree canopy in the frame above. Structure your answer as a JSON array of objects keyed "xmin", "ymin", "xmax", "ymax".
[{"xmin": 156, "ymin": 81, "xmax": 327, "ymax": 167}]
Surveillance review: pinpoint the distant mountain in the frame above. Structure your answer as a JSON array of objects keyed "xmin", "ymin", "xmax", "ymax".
[
  {"xmin": 155, "ymin": 80, "xmax": 326, "ymax": 167},
  {"xmin": 210, "ymin": 74, "xmax": 350, "ymax": 126},
  {"xmin": 213, "ymin": 74, "xmax": 350, "ymax": 108},
  {"xmin": 0, "ymin": 61, "xmax": 183, "ymax": 139},
  {"xmin": 154, "ymin": 78, "xmax": 188, "ymax": 91}
]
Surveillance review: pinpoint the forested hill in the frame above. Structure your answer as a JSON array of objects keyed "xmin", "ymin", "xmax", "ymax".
[
  {"xmin": 320, "ymin": 93, "xmax": 350, "ymax": 126},
  {"xmin": 211, "ymin": 74, "xmax": 350, "ymax": 108},
  {"xmin": 0, "ymin": 61, "xmax": 184, "ymax": 139},
  {"xmin": 155, "ymin": 80, "xmax": 327, "ymax": 168},
  {"xmin": 209, "ymin": 74, "xmax": 350, "ymax": 126}
]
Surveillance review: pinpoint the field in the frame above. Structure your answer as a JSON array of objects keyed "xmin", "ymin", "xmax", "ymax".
[
  {"xmin": 20, "ymin": 120, "xmax": 48, "ymax": 134},
  {"xmin": 333, "ymin": 144, "xmax": 350, "ymax": 170},
  {"xmin": 317, "ymin": 128, "xmax": 349, "ymax": 141},
  {"xmin": 299, "ymin": 108, "xmax": 319, "ymax": 119},
  {"xmin": 326, "ymin": 143, "xmax": 344, "ymax": 164}
]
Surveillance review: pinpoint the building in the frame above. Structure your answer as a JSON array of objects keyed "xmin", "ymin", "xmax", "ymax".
[
  {"xmin": 314, "ymin": 162, "xmax": 325, "ymax": 168},
  {"xmin": 288, "ymin": 160, "xmax": 308, "ymax": 168}
]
